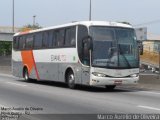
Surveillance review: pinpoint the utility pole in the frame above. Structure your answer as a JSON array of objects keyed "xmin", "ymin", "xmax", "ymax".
[
  {"xmin": 89, "ymin": 0, "xmax": 92, "ymax": 21},
  {"xmin": 159, "ymin": 44, "xmax": 160, "ymax": 77},
  {"xmin": 12, "ymin": 0, "xmax": 15, "ymax": 33},
  {"xmin": 33, "ymin": 15, "xmax": 36, "ymax": 26}
]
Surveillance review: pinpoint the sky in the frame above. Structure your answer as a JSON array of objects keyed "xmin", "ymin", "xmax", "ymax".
[{"xmin": 0, "ymin": 0, "xmax": 160, "ymax": 35}]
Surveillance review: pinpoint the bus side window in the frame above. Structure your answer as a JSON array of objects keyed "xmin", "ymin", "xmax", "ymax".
[
  {"xmin": 43, "ymin": 32, "xmax": 49, "ymax": 48},
  {"xmin": 34, "ymin": 32, "xmax": 43, "ymax": 49},
  {"xmin": 19, "ymin": 36, "xmax": 26, "ymax": 50},
  {"xmin": 48, "ymin": 30, "xmax": 53, "ymax": 48},
  {"xmin": 83, "ymin": 41, "xmax": 90, "ymax": 65},
  {"xmin": 26, "ymin": 34, "xmax": 33, "ymax": 49},
  {"xmin": 52, "ymin": 31, "xmax": 56, "ymax": 47},
  {"xmin": 56, "ymin": 29, "xmax": 65, "ymax": 47},
  {"xmin": 77, "ymin": 25, "xmax": 89, "ymax": 65},
  {"xmin": 65, "ymin": 27, "xmax": 76, "ymax": 47},
  {"xmin": 13, "ymin": 37, "xmax": 19, "ymax": 50}
]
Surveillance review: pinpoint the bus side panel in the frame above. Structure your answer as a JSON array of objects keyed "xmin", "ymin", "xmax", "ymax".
[
  {"xmin": 81, "ymin": 65, "xmax": 90, "ymax": 85},
  {"xmin": 32, "ymin": 48, "xmax": 80, "ymax": 82},
  {"xmin": 29, "ymin": 68, "xmax": 37, "ymax": 79},
  {"xmin": 12, "ymin": 50, "xmax": 38, "ymax": 80},
  {"xmin": 12, "ymin": 50, "xmax": 23, "ymax": 78},
  {"xmin": 12, "ymin": 60, "xmax": 23, "ymax": 78},
  {"xmin": 58, "ymin": 63, "xmax": 82, "ymax": 84},
  {"xmin": 32, "ymin": 62, "xmax": 82, "ymax": 84},
  {"xmin": 12, "ymin": 49, "xmax": 90, "ymax": 85},
  {"xmin": 35, "ymin": 62, "xmax": 58, "ymax": 81}
]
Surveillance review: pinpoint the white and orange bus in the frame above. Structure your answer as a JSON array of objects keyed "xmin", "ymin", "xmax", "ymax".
[{"xmin": 12, "ymin": 21, "xmax": 139, "ymax": 89}]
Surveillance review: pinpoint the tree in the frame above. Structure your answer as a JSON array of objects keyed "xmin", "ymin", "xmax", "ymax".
[
  {"xmin": 20, "ymin": 24, "xmax": 42, "ymax": 32},
  {"xmin": 0, "ymin": 41, "xmax": 12, "ymax": 56}
]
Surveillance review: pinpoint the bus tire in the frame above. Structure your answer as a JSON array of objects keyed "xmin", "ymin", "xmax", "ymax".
[
  {"xmin": 105, "ymin": 85, "xmax": 116, "ymax": 91},
  {"xmin": 23, "ymin": 68, "xmax": 31, "ymax": 81},
  {"xmin": 66, "ymin": 70, "xmax": 76, "ymax": 89}
]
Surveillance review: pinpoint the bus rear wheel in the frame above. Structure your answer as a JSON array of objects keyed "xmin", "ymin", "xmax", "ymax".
[
  {"xmin": 105, "ymin": 85, "xmax": 116, "ymax": 91},
  {"xmin": 67, "ymin": 71, "xmax": 76, "ymax": 89}
]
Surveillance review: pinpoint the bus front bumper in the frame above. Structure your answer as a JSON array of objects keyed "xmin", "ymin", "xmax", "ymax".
[{"xmin": 90, "ymin": 75, "xmax": 139, "ymax": 86}]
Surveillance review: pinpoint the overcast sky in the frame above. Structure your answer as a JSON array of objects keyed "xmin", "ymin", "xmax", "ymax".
[{"xmin": 0, "ymin": 0, "xmax": 160, "ymax": 34}]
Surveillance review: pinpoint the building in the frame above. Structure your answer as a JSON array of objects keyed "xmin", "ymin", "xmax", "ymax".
[
  {"xmin": 0, "ymin": 26, "xmax": 20, "ymax": 56},
  {"xmin": 0, "ymin": 26, "xmax": 20, "ymax": 42},
  {"xmin": 140, "ymin": 33, "xmax": 160, "ymax": 71}
]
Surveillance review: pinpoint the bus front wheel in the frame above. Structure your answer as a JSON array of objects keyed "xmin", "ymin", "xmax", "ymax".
[{"xmin": 67, "ymin": 70, "xmax": 76, "ymax": 89}]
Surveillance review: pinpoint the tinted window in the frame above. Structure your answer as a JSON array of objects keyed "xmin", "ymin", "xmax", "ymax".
[
  {"xmin": 34, "ymin": 32, "xmax": 43, "ymax": 48},
  {"xmin": 48, "ymin": 31, "xmax": 53, "ymax": 48},
  {"xmin": 90, "ymin": 27, "xmax": 114, "ymax": 41},
  {"xmin": 26, "ymin": 34, "xmax": 33, "ymax": 49},
  {"xmin": 56, "ymin": 29, "xmax": 65, "ymax": 47},
  {"xmin": 13, "ymin": 37, "xmax": 19, "ymax": 50},
  {"xmin": 65, "ymin": 27, "xmax": 76, "ymax": 47},
  {"xmin": 52, "ymin": 31, "xmax": 56, "ymax": 47},
  {"xmin": 77, "ymin": 25, "xmax": 88, "ymax": 65},
  {"xmin": 43, "ymin": 32, "xmax": 48, "ymax": 48},
  {"xmin": 19, "ymin": 36, "xmax": 26, "ymax": 49}
]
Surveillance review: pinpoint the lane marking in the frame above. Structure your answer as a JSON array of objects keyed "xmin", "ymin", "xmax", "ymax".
[
  {"xmin": 138, "ymin": 105, "xmax": 160, "ymax": 111},
  {"xmin": 6, "ymin": 82, "xmax": 27, "ymax": 87}
]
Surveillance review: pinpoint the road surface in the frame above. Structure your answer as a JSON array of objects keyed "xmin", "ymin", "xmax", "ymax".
[{"xmin": 0, "ymin": 73, "xmax": 160, "ymax": 120}]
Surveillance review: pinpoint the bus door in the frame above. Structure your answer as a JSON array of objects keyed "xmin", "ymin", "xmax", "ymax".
[{"xmin": 81, "ymin": 39, "xmax": 91, "ymax": 85}]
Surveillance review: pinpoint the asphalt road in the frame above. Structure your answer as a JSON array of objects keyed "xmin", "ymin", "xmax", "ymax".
[{"xmin": 0, "ymin": 74, "xmax": 160, "ymax": 120}]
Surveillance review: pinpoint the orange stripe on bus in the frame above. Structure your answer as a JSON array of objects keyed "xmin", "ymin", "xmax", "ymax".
[
  {"xmin": 21, "ymin": 50, "xmax": 40, "ymax": 80},
  {"xmin": 31, "ymin": 51, "xmax": 40, "ymax": 80}
]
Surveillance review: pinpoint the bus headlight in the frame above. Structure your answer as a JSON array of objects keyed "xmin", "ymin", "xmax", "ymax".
[
  {"xmin": 92, "ymin": 72, "xmax": 106, "ymax": 77},
  {"xmin": 130, "ymin": 74, "xmax": 139, "ymax": 77}
]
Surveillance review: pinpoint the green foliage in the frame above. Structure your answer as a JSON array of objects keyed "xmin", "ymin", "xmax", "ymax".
[
  {"xmin": 20, "ymin": 24, "xmax": 42, "ymax": 32},
  {"xmin": 0, "ymin": 41, "xmax": 12, "ymax": 56}
]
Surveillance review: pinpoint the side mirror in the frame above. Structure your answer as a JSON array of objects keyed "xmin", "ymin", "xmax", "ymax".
[
  {"xmin": 82, "ymin": 36, "xmax": 93, "ymax": 51},
  {"xmin": 108, "ymin": 47, "xmax": 114, "ymax": 56}
]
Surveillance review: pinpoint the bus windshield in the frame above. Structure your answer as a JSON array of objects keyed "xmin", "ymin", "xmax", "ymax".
[{"xmin": 90, "ymin": 26, "xmax": 139, "ymax": 69}]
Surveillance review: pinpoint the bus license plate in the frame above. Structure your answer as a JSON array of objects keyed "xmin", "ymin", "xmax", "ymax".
[{"xmin": 114, "ymin": 80, "xmax": 122, "ymax": 85}]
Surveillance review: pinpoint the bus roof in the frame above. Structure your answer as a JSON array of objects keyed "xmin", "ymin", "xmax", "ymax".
[{"xmin": 14, "ymin": 21, "xmax": 133, "ymax": 36}]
